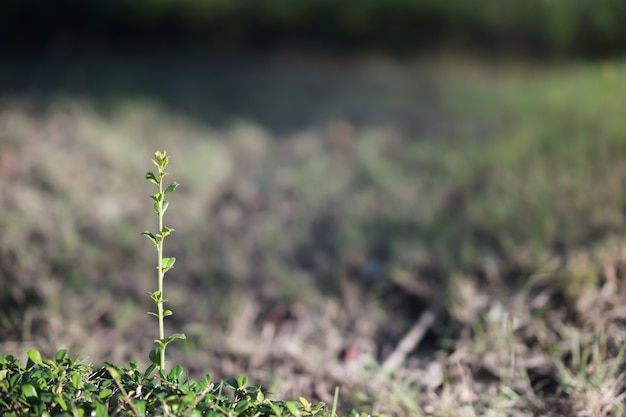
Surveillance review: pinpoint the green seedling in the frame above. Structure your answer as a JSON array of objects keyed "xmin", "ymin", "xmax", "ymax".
[{"xmin": 142, "ymin": 150, "xmax": 186, "ymax": 371}]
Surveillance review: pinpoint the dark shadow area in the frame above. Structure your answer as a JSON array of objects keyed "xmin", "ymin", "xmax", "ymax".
[
  {"xmin": 1, "ymin": 0, "xmax": 626, "ymax": 59},
  {"xmin": 0, "ymin": 53, "xmax": 450, "ymax": 137}
]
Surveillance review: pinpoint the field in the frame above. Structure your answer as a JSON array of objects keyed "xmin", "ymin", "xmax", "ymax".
[{"xmin": 1, "ymin": 53, "xmax": 626, "ymax": 416}]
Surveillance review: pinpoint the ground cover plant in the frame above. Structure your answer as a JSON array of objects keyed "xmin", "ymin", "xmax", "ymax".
[{"xmin": 1, "ymin": 54, "xmax": 626, "ymax": 415}]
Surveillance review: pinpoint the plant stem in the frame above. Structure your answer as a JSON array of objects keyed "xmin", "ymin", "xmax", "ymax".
[{"xmin": 157, "ymin": 177, "xmax": 165, "ymax": 370}]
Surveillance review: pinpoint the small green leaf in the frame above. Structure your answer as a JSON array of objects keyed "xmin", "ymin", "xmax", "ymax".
[
  {"xmin": 198, "ymin": 375, "xmax": 211, "ymax": 390},
  {"xmin": 55, "ymin": 349, "xmax": 68, "ymax": 363},
  {"xmin": 159, "ymin": 226, "xmax": 175, "ymax": 238},
  {"xmin": 162, "ymin": 257, "xmax": 176, "ymax": 270},
  {"xmin": 285, "ymin": 401, "xmax": 302, "ymax": 416},
  {"xmin": 95, "ymin": 403, "xmax": 107, "ymax": 417},
  {"xmin": 154, "ymin": 201, "xmax": 161, "ymax": 214},
  {"xmin": 55, "ymin": 396, "xmax": 68, "ymax": 411},
  {"xmin": 164, "ymin": 181, "xmax": 179, "ymax": 194},
  {"xmin": 236, "ymin": 376, "xmax": 248, "ymax": 388},
  {"xmin": 169, "ymin": 365, "xmax": 184, "ymax": 382},
  {"xmin": 270, "ymin": 403, "xmax": 283, "ymax": 415},
  {"xmin": 160, "ymin": 333, "xmax": 186, "ymax": 347},
  {"xmin": 99, "ymin": 388, "xmax": 113, "ymax": 399},
  {"xmin": 28, "ymin": 349, "xmax": 44, "ymax": 367},
  {"xmin": 256, "ymin": 389, "xmax": 265, "ymax": 402},
  {"xmin": 72, "ymin": 373, "xmax": 82, "ymax": 389},
  {"xmin": 10, "ymin": 373, "xmax": 20, "ymax": 386},
  {"xmin": 149, "ymin": 348, "xmax": 161, "ymax": 365},
  {"xmin": 225, "ymin": 378, "xmax": 237, "ymax": 389},
  {"xmin": 163, "ymin": 310, "xmax": 173, "ymax": 317},
  {"xmin": 142, "ymin": 231, "xmax": 158, "ymax": 246},
  {"xmin": 144, "ymin": 363, "xmax": 157, "ymax": 378},
  {"xmin": 146, "ymin": 171, "xmax": 159, "ymax": 185},
  {"xmin": 149, "ymin": 291, "xmax": 162, "ymax": 304},
  {"xmin": 300, "ymin": 397, "xmax": 310, "ymax": 409},
  {"xmin": 135, "ymin": 400, "xmax": 146, "ymax": 416},
  {"xmin": 234, "ymin": 400, "xmax": 251, "ymax": 413},
  {"xmin": 21, "ymin": 384, "xmax": 38, "ymax": 398},
  {"xmin": 147, "ymin": 311, "xmax": 159, "ymax": 317},
  {"xmin": 161, "ymin": 199, "xmax": 169, "ymax": 214}
]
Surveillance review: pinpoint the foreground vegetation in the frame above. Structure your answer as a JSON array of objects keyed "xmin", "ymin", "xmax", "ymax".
[
  {"xmin": 1, "ymin": 55, "xmax": 626, "ymax": 415},
  {"xmin": 1, "ymin": 349, "xmax": 355, "ymax": 416}
]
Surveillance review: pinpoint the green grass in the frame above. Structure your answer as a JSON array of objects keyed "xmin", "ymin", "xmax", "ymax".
[{"xmin": 1, "ymin": 54, "xmax": 626, "ymax": 415}]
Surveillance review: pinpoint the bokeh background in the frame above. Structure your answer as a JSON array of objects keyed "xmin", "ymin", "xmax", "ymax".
[{"xmin": 2, "ymin": 1, "xmax": 626, "ymax": 415}]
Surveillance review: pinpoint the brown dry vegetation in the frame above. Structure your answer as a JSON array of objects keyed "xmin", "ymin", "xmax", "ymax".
[{"xmin": 2, "ymin": 54, "xmax": 626, "ymax": 415}]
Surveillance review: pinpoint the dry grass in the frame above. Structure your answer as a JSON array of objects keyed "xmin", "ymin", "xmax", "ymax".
[{"xmin": 1, "ymin": 54, "xmax": 626, "ymax": 415}]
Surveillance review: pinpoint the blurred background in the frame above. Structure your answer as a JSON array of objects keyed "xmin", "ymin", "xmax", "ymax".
[{"xmin": 2, "ymin": 1, "xmax": 626, "ymax": 414}]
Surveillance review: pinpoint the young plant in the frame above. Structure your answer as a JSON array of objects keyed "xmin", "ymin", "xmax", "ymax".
[{"xmin": 142, "ymin": 150, "xmax": 186, "ymax": 371}]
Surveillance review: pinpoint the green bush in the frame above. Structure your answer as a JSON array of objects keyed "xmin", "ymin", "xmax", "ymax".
[{"xmin": 1, "ymin": 349, "xmax": 355, "ymax": 416}]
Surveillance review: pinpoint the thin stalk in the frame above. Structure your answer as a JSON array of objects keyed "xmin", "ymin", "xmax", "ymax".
[{"xmin": 157, "ymin": 178, "xmax": 165, "ymax": 370}]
